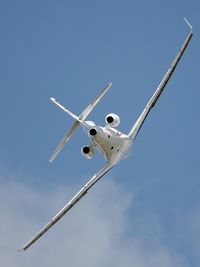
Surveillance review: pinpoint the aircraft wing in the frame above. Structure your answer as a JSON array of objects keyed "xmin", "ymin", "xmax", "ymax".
[
  {"xmin": 21, "ymin": 162, "xmax": 113, "ymax": 251},
  {"xmin": 128, "ymin": 18, "xmax": 193, "ymax": 140},
  {"xmin": 49, "ymin": 82, "xmax": 112, "ymax": 162}
]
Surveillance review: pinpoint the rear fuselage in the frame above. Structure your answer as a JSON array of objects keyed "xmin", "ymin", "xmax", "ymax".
[{"xmin": 89, "ymin": 125, "xmax": 133, "ymax": 165}]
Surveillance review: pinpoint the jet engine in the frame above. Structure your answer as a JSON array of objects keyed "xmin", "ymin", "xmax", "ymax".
[
  {"xmin": 81, "ymin": 145, "xmax": 95, "ymax": 159},
  {"xmin": 105, "ymin": 113, "xmax": 120, "ymax": 127}
]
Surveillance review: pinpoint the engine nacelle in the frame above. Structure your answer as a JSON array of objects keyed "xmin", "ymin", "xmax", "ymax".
[
  {"xmin": 105, "ymin": 113, "xmax": 120, "ymax": 127},
  {"xmin": 81, "ymin": 146, "xmax": 95, "ymax": 159}
]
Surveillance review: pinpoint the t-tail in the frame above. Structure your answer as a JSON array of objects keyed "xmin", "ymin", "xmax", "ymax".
[{"xmin": 49, "ymin": 82, "xmax": 112, "ymax": 162}]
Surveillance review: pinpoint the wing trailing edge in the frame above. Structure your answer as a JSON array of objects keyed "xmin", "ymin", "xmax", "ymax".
[
  {"xmin": 128, "ymin": 19, "xmax": 193, "ymax": 140},
  {"xmin": 21, "ymin": 162, "xmax": 113, "ymax": 251}
]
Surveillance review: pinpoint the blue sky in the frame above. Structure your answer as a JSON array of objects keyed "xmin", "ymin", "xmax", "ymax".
[{"xmin": 0, "ymin": 0, "xmax": 199, "ymax": 266}]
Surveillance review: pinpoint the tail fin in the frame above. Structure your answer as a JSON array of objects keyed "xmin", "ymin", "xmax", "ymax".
[{"xmin": 49, "ymin": 82, "xmax": 112, "ymax": 162}]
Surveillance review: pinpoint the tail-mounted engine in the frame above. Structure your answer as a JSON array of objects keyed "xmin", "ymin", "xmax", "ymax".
[
  {"xmin": 105, "ymin": 113, "xmax": 120, "ymax": 127},
  {"xmin": 81, "ymin": 145, "xmax": 95, "ymax": 159}
]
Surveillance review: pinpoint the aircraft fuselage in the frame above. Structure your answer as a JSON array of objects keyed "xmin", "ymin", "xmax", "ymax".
[{"xmin": 89, "ymin": 126, "xmax": 132, "ymax": 165}]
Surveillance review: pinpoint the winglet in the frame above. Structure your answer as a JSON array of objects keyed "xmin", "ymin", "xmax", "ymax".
[{"xmin": 184, "ymin": 17, "xmax": 193, "ymax": 32}]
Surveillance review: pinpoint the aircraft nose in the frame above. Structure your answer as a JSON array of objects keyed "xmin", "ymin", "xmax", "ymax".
[{"xmin": 89, "ymin": 128, "xmax": 97, "ymax": 136}]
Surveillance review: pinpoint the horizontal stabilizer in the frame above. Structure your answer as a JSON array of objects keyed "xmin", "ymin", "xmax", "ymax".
[
  {"xmin": 49, "ymin": 120, "xmax": 80, "ymax": 162},
  {"xmin": 49, "ymin": 82, "xmax": 112, "ymax": 162}
]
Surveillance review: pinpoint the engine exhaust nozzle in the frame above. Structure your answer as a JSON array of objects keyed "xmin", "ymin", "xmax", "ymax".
[{"xmin": 89, "ymin": 128, "xmax": 97, "ymax": 136}]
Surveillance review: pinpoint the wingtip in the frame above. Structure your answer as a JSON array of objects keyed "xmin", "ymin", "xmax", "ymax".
[
  {"xmin": 184, "ymin": 17, "xmax": 193, "ymax": 32},
  {"xmin": 49, "ymin": 154, "xmax": 55, "ymax": 163},
  {"xmin": 108, "ymin": 81, "xmax": 112, "ymax": 88},
  {"xmin": 49, "ymin": 152, "xmax": 57, "ymax": 163}
]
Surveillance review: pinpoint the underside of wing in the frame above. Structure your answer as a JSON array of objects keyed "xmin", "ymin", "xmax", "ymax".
[
  {"xmin": 21, "ymin": 162, "xmax": 113, "ymax": 251},
  {"xmin": 128, "ymin": 20, "xmax": 193, "ymax": 140}
]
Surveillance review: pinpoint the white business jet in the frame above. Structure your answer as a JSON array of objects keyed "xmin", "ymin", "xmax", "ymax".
[{"xmin": 22, "ymin": 19, "xmax": 193, "ymax": 251}]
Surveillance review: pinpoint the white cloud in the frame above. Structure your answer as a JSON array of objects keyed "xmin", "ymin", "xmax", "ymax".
[{"xmin": 0, "ymin": 168, "xmax": 194, "ymax": 267}]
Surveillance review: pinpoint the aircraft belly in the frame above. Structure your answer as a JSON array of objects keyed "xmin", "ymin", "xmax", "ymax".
[
  {"xmin": 92, "ymin": 133, "xmax": 132, "ymax": 164},
  {"xmin": 92, "ymin": 134, "xmax": 113, "ymax": 162}
]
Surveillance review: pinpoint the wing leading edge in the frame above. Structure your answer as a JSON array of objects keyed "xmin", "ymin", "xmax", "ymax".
[
  {"xmin": 128, "ymin": 19, "xmax": 193, "ymax": 140},
  {"xmin": 21, "ymin": 162, "xmax": 113, "ymax": 251}
]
